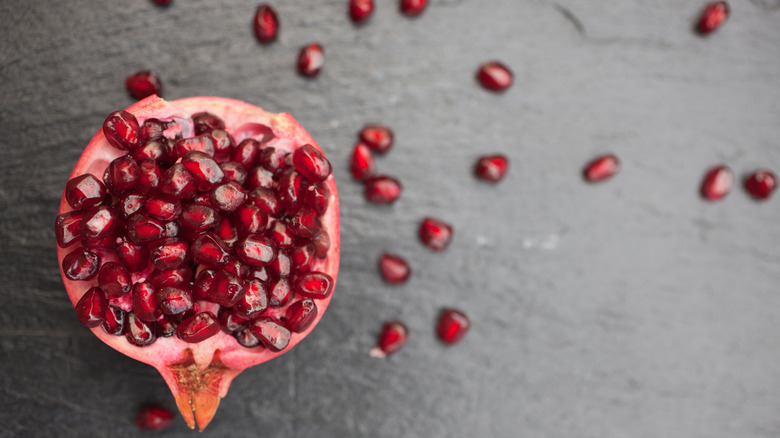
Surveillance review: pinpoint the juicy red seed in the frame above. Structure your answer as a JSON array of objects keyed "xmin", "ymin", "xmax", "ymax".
[
  {"xmin": 156, "ymin": 317, "xmax": 177, "ymax": 337},
  {"xmin": 75, "ymin": 287, "xmax": 108, "ymax": 328},
  {"xmin": 65, "ymin": 174, "xmax": 107, "ymax": 210},
  {"xmin": 157, "ymin": 286, "xmax": 194, "ymax": 315},
  {"xmin": 223, "ymin": 257, "xmax": 251, "ymax": 278},
  {"xmin": 103, "ymin": 110, "xmax": 142, "ymax": 151},
  {"xmin": 288, "ymin": 205, "xmax": 321, "ymax": 238},
  {"xmin": 437, "ymin": 308, "xmax": 470, "ymax": 344},
  {"xmin": 192, "ymin": 269, "xmax": 216, "ymax": 301},
  {"xmin": 125, "ymin": 70, "xmax": 162, "ymax": 100},
  {"xmin": 126, "ymin": 214, "xmax": 166, "ymax": 242},
  {"xmin": 373, "ymin": 321, "xmax": 408, "ymax": 357},
  {"xmin": 141, "ymin": 118, "xmax": 168, "ymax": 142},
  {"xmin": 177, "ymin": 312, "xmax": 221, "ymax": 343},
  {"xmin": 80, "ymin": 206, "xmax": 120, "ymax": 240},
  {"xmin": 583, "ymin": 154, "xmax": 620, "ymax": 182},
  {"xmin": 150, "ymin": 238, "xmax": 189, "ymax": 270},
  {"xmin": 192, "ymin": 192, "xmax": 214, "ymax": 207},
  {"xmin": 83, "ymin": 235, "xmax": 121, "ymax": 251},
  {"xmin": 218, "ymin": 307, "xmax": 249, "ymax": 333},
  {"xmin": 235, "ymin": 326, "xmax": 262, "ymax": 348},
  {"xmin": 161, "ymin": 163, "xmax": 198, "ymax": 199},
  {"xmin": 152, "ymin": 0, "xmax": 173, "ymax": 5},
  {"xmin": 297, "ymin": 43, "xmax": 325, "ymax": 77},
  {"xmin": 294, "ymin": 271, "xmax": 334, "ymax": 299},
  {"xmin": 419, "ymin": 217, "xmax": 453, "ymax": 251},
  {"xmin": 268, "ymin": 277, "xmax": 293, "ymax": 307},
  {"xmin": 220, "ymin": 161, "xmax": 248, "ymax": 185},
  {"xmin": 270, "ymin": 249, "xmax": 291, "ymax": 278},
  {"xmin": 249, "ymin": 187, "xmax": 281, "ymax": 216},
  {"xmin": 277, "ymin": 169, "xmax": 305, "ymax": 213},
  {"xmin": 249, "ymin": 266, "xmax": 270, "ymax": 282},
  {"xmin": 233, "ymin": 139, "xmax": 262, "ymax": 168},
  {"xmin": 234, "ymin": 279, "xmax": 268, "ymax": 318},
  {"xmin": 211, "ymin": 182, "xmax": 248, "ymax": 212},
  {"xmin": 136, "ymin": 406, "xmax": 174, "ymax": 431},
  {"xmin": 259, "ymin": 147, "xmax": 288, "ymax": 175},
  {"xmin": 119, "ymin": 194, "xmax": 147, "ymax": 219},
  {"xmin": 62, "ymin": 248, "xmax": 101, "ymax": 281},
  {"xmin": 210, "ymin": 129, "xmax": 234, "ymax": 156},
  {"xmin": 285, "ymin": 299, "xmax": 318, "ymax": 333},
  {"xmin": 290, "ymin": 243, "xmax": 315, "ymax": 274},
  {"xmin": 125, "ymin": 312, "xmax": 157, "ymax": 346},
  {"xmin": 268, "ymin": 220, "xmax": 296, "ymax": 248},
  {"xmin": 132, "ymin": 140, "xmax": 167, "ymax": 162},
  {"xmin": 253, "ymin": 3, "xmax": 279, "ymax": 43},
  {"xmin": 304, "ymin": 182, "xmax": 330, "ymax": 215},
  {"xmin": 101, "ymin": 305, "xmax": 126, "ymax": 336},
  {"xmin": 696, "ymin": 1, "xmax": 729, "ymax": 35},
  {"xmin": 149, "ymin": 265, "xmax": 193, "ymax": 289},
  {"xmin": 116, "ymin": 240, "xmax": 150, "ymax": 272},
  {"xmin": 744, "ymin": 169, "xmax": 777, "ymax": 200},
  {"xmin": 379, "ymin": 253, "xmax": 410, "ymax": 284},
  {"xmin": 180, "ymin": 204, "xmax": 219, "ymax": 231},
  {"xmin": 701, "ymin": 165, "xmax": 734, "ymax": 201},
  {"xmin": 136, "ymin": 159, "xmax": 163, "ymax": 195},
  {"xmin": 192, "ymin": 112, "xmax": 225, "ymax": 135},
  {"xmin": 293, "ymin": 144, "xmax": 332, "ymax": 182},
  {"xmin": 349, "ymin": 0, "xmax": 374, "ymax": 23},
  {"xmin": 191, "ymin": 232, "xmax": 231, "ymax": 268},
  {"xmin": 235, "ymin": 234, "xmax": 277, "ymax": 267},
  {"xmin": 312, "ymin": 230, "xmax": 330, "ymax": 258},
  {"xmin": 55, "ymin": 211, "xmax": 85, "ymax": 248},
  {"xmin": 133, "ymin": 281, "xmax": 161, "ymax": 322},
  {"xmin": 143, "ymin": 195, "xmax": 182, "ymax": 221},
  {"xmin": 235, "ymin": 204, "xmax": 268, "ymax": 236},
  {"xmin": 103, "ymin": 155, "xmax": 140, "ymax": 194},
  {"xmin": 98, "ymin": 262, "xmax": 132, "ymax": 297},
  {"xmin": 215, "ymin": 216, "xmax": 239, "ymax": 246},
  {"xmin": 250, "ymin": 318, "xmax": 291, "ymax": 352},
  {"xmin": 350, "ymin": 143, "xmax": 376, "ymax": 181},
  {"xmin": 210, "ymin": 270, "xmax": 246, "ymax": 306},
  {"xmin": 476, "ymin": 61, "xmax": 513, "ymax": 92},
  {"xmin": 400, "ymin": 0, "xmax": 427, "ymax": 16},
  {"xmin": 365, "ymin": 175, "xmax": 402, "ymax": 204},
  {"xmin": 247, "ymin": 166, "xmax": 275, "ymax": 190},
  {"xmin": 359, "ymin": 125, "xmax": 394, "ymax": 154},
  {"xmin": 475, "ymin": 154, "xmax": 509, "ymax": 182},
  {"xmin": 173, "ymin": 134, "xmax": 216, "ymax": 159},
  {"xmin": 182, "ymin": 151, "xmax": 225, "ymax": 190}
]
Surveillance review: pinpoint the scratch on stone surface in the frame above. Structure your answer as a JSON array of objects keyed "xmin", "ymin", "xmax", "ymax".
[{"xmin": 553, "ymin": 3, "xmax": 586, "ymax": 36}]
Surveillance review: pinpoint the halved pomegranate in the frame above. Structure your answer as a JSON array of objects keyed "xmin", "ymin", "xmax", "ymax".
[{"xmin": 56, "ymin": 96, "xmax": 340, "ymax": 431}]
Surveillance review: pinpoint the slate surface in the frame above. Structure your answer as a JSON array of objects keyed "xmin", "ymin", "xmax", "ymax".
[{"xmin": 1, "ymin": 0, "xmax": 780, "ymax": 437}]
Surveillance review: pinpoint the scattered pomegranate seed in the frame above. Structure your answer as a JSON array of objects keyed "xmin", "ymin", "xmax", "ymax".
[
  {"xmin": 744, "ymin": 169, "xmax": 777, "ymax": 200},
  {"xmin": 474, "ymin": 154, "xmax": 509, "ymax": 182},
  {"xmin": 350, "ymin": 143, "xmax": 376, "ymax": 181},
  {"xmin": 400, "ymin": 0, "xmax": 427, "ymax": 17},
  {"xmin": 419, "ymin": 217, "xmax": 453, "ymax": 251},
  {"xmin": 125, "ymin": 71, "xmax": 162, "ymax": 100},
  {"xmin": 359, "ymin": 124, "xmax": 394, "ymax": 154},
  {"xmin": 701, "ymin": 165, "xmax": 734, "ymax": 201},
  {"xmin": 437, "ymin": 308, "xmax": 469, "ymax": 345},
  {"xmin": 297, "ymin": 43, "xmax": 325, "ymax": 77},
  {"xmin": 364, "ymin": 175, "xmax": 402, "ymax": 204},
  {"xmin": 151, "ymin": 0, "xmax": 173, "ymax": 6},
  {"xmin": 136, "ymin": 405, "xmax": 175, "ymax": 431},
  {"xmin": 583, "ymin": 154, "xmax": 620, "ymax": 183},
  {"xmin": 369, "ymin": 321, "xmax": 408, "ymax": 358},
  {"xmin": 253, "ymin": 4, "xmax": 279, "ymax": 44},
  {"xmin": 349, "ymin": 0, "xmax": 374, "ymax": 24},
  {"xmin": 476, "ymin": 62, "xmax": 513, "ymax": 92},
  {"xmin": 379, "ymin": 253, "xmax": 411, "ymax": 284},
  {"xmin": 696, "ymin": 1, "xmax": 729, "ymax": 35}
]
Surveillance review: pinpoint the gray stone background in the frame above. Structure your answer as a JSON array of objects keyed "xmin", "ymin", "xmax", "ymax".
[{"xmin": 1, "ymin": 0, "xmax": 780, "ymax": 437}]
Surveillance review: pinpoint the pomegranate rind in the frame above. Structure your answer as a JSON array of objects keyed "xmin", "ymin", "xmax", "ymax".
[{"xmin": 57, "ymin": 95, "xmax": 340, "ymax": 430}]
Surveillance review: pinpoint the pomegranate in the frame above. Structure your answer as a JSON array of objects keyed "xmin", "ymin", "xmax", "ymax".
[
  {"xmin": 56, "ymin": 96, "xmax": 340, "ymax": 431},
  {"xmin": 583, "ymin": 154, "xmax": 620, "ymax": 183},
  {"xmin": 744, "ymin": 169, "xmax": 776, "ymax": 200},
  {"xmin": 700, "ymin": 164, "xmax": 733, "ymax": 201},
  {"xmin": 696, "ymin": 1, "xmax": 729, "ymax": 35}
]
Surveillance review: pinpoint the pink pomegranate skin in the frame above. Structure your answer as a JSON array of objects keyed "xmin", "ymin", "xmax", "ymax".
[{"xmin": 56, "ymin": 95, "xmax": 340, "ymax": 431}]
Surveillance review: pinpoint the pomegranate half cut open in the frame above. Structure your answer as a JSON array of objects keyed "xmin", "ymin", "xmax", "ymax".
[{"xmin": 55, "ymin": 96, "xmax": 340, "ymax": 430}]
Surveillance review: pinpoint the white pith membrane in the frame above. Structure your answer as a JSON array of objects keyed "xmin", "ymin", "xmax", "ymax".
[{"xmin": 56, "ymin": 95, "xmax": 340, "ymax": 430}]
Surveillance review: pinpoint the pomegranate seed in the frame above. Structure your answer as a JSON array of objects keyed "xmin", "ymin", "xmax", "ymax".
[
  {"xmin": 173, "ymin": 134, "xmax": 216, "ymax": 159},
  {"xmin": 151, "ymin": 0, "xmax": 173, "ymax": 6},
  {"xmin": 253, "ymin": 3, "xmax": 279, "ymax": 44},
  {"xmin": 125, "ymin": 71, "xmax": 162, "ymax": 100},
  {"xmin": 247, "ymin": 166, "xmax": 275, "ymax": 190},
  {"xmin": 83, "ymin": 234, "xmax": 120, "ymax": 251},
  {"xmin": 80, "ymin": 206, "xmax": 120, "ymax": 240},
  {"xmin": 290, "ymin": 243, "xmax": 315, "ymax": 274},
  {"xmin": 133, "ymin": 281, "xmax": 162, "ymax": 322},
  {"xmin": 235, "ymin": 204, "xmax": 268, "ymax": 236},
  {"xmin": 350, "ymin": 143, "xmax": 376, "ymax": 181},
  {"xmin": 218, "ymin": 307, "xmax": 249, "ymax": 333},
  {"xmin": 141, "ymin": 118, "xmax": 168, "ymax": 142},
  {"xmin": 65, "ymin": 174, "xmax": 106, "ymax": 210},
  {"xmin": 157, "ymin": 286, "xmax": 194, "ymax": 315},
  {"xmin": 55, "ymin": 211, "xmax": 85, "ymax": 248},
  {"xmin": 379, "ymin": 253, "xmax": 410, "ymax": 284},
  {"xmin": 126, "ymin": 214, "xmax": 166, "ymax": 243},
  {"xmin": 149, "ymin": 266, "xmax": 193, "ymax": 289},
  {"xmin": 132, "ymin": 140, "xmax": 167, "ymax": 162},
  {"xmin": 234, "ymin": 326, "xmax": 262, "ymax": 348},
  {"xmin": 103, "ymin": 110, "xmax": 142, "ymax": 151},
  {"xmin": 297, "ymin": 43, "xmax": 325, "ymax": 77},
  {"xmin": 192, "ymin": 269, "xmax": 216, "ymax": 301},
  {"xmin": 437, "ymin": 308, "xmax": 469, "ymax": 344},
  {"xmin": 294, "ymin": 271, "xmax": 334, "ymax": 299},
  {"xmin": 62, "ymin": 247, "xmax": 101, "ymax": 281},
  {"xmin": 215, "ymin": 216, "xmax": 239, "ymax": 246},
  {"xmin": 235, "ymin": 234, "xmax": 277, "ymax": 267},
  {"xmin": 288, "ymin": 205, "xmax": 321, "ymax": 238},
  {"xmin": 150, "ymin": 238, "xmax": 189, "ymax": 270},
  {"xmin": 181, "ymin": 151, "xmax": 225, "ymax": 190},
  {"xmin": 285, "ymin": 299, "xmax": 318, "ymax": 332},
  {"xmin": 115, "ymin": 239, "xmax": 150, "ymax": 272},
  {"xmin": 701, "ymin": 165, "xmax": 734, "ymax": 201},
  {"xmin": 156, "ymin": 317, "xmax": 177, "ymax": 337},
  {"xmin": 220, "ymin": 161, "xmax": 248, "ymax": 185},
  {"xmin": 143, "ymin": 195, "xmax": 182, "ymax": 221},
  {"xmin": 180, "ymin": 204, "xmax": 219, "ymax": 232},
  {"xmin": 234, "ymin": 279, "xmax": 268, "ymax": 318},
  {"xmin": 277, "ymin": 169, "xmax": 305, "ymax": 213},
  {"xmin": 191, "ymin": 232, "xmax": 231, "ymax": 268},
  {"xmin": 583, "ymin": 154, "xmax": 620, "ymax": 182},
  {"xmin": 474, "ymin": 154, "xmax": 509, "ymax": 182},
  {"xmin": 419, "ymin": 217, "xmax": 453, "ymax": 251},
  {"xmin": 249, "ymin": 266, "xmax": 270, "ymax": 282},
  {"xmin": 400, "ymin": 0, "xmax": 427, "ymax": 16},
  {"xmin": 192, "ymin": 112, "xmax": 225, "ymax": 135},
  {"xmin": 269, "ymin": 249, "xmax": 291, "ymax": 278},
  {"xmin": 476, "ymin": 61, "xmax": 513, "ymax": 92},
  {"xmin": 103, "ymin": 155, "xmax": 140, "ymax": 195},
  {"xmin": 75, "ymin": 287, "xmax": 108, "ymax": 328},
  {"xmin": 118, "ymin": 194, "xmax": 146, "ymax": 220},
  {"xmin": 250, "ymin": 318, "xmax": 291, "ymax": 352},
  {"xmin": 696, "ymin": 1, "xmax": 729, "ymax": 35},
  {"xmin": 209, "ymin": 270, "xmax": 246, "ymax": 306},
  {"xmin": 312, "ymin": 230, "xmax": 330, "ymax": 258},
  {"xmin": 136, "ymin": 406, "xmax": 174, "ymax": 431},
  {"xmin": 349, "ymin": 0, "xmax": 374, "ymax": 23},
  {"xmin": 249, "ymin": 187, "xmax": 281, "ymax": 216},
  {"xmin": 259, "ymin": 147, "xmax": 289, "ymax": 175},
  {"xmin": 210, "ymin": 129, "xmax": 234, "ymax": 157},
  {"xmin": 370, "ymin": 321, "xmax": 408, "ymax": 358},
  {"xmin": 101, "ymin": 305, "xmax": 126, "ymax": 336},
  {"xmin": 98, "ymin": 262, "xmax": 132, "ymax": 297},
  {"xmin": 293, "ymin": 144, "xmax": 332, "ymax": 182},
  {"xmin": 359, "ymin": 125, "xmax": 394, "ymax": 154},
  {"xmin": 177, "ymin": 312, "xmax": 221, "ymax": 343},
  {"xmin": 125, "ymin": 312, "xmax": 157, "ymax": 346},
  {"xmin": 268, "ymin": 277, "xmax": 293, "ymax": 307},
  {"xmin": 304, "ymin": 182, "xmax": 330, "ymax": 215},
  {"xmin": 136, "ymin": 159, "xmax": 163, "ymax": 195},
  {"xmin": 211, "ymin": 182, "xmax": 248, "ymax": 212},
  {"xmin": 365, "ymin": 175, "xmax": 402, "ymax": 204},
  {"xmin": 160, "ymin": 163, "xmax": 198, "ymax": 199},
  {"xmin": 233, "ymin": 139, "xmax": 261, "ymax": 168},
  {"xmin": 744, "ymin": 169, "xmax": 777, "ymax": 200}
]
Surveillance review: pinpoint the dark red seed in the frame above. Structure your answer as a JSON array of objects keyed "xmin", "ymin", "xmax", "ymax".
[
  {"xmin": 98, "ymin": 262, "xmax": 132, "ymax": 297},
  {"xmin": 125, "ymin": 71, "xmax": 162, "ymax": 99},
  {"xmin": 141, "ymin": 118, "xmax": 168, "ymax": 142},
  {"xmin": 55, "ymin": 211, "xmax": 85, "ymax": 248},
  {"xmin": 474, "ymin": 154, "xmax": 509, "ymax": 182},
  {"xmin": 215, "ymin": 216, "xmax": 239, "ymax": 247},
  {"xmin": 192, "ymin": 269, "xmax": 216, "ymax": 301},
  {"xmin": 293, "ymin": 144, "xmax": 332, "ymax": 182},
  {"xmin": 285, "ymin": 299, "xmax": 318, "ymax": 333},
  {"xmin": 437, "ymin": 308, "xmax": 470, "ymax": 345},
  {"xmin": 297, "ymin": 43, "xmax": 325, "ymax": 77},
  {"xmin": 379, "ymin": 253, "xmax": 410, "ymax": 284},
  {"xmin": 268, "ymin": 220, "xmax": 296, "ymax": 248},
  {"xmin": 75, "ymin": 287, "xmax": 108, "ymax": 328},
  {"xmin": 210, "ymin": 129, "xmax": 234, "ymax": 157},
  {"xmin": 79, "ymin": 206, "xmax": 120, "ymax": 240},
  {"xmin": 103, "ymin": 155, "xmax": 140, "ymax": 195},
  {"xmin": 211, "ymin": 182, "xmax": 248, "ymax": 212},
  {"xmin": 220, "ymin": 161, "xmax": 248, "ymax": 185},
  {"xmin": 218, "ymin": 307, "xmax": 249, "ymax": 333},
  {"xmin": 103, "ymin": 110, "xmax": 142, "ymax": 151},
  {"xmin": 143, "ymin": 195, "xmax": 182, "ymax": 221},
  {"xmin": 288, "ymin": 205, "xmax": 321, "ymax": 238},
  {"xmin": 150, "ymin": 238, "xmax": 189, "ymax": 270},
  {"xmin": 304, "ymin": 182, "xmax": 330, "ymax": 215},
  {"xmin": 249, "ymin": 266, "xmax": 270, "ymax": 282},
  {"xmin": 400, "ymin": 0, "xmax": 427, "ymax": 16},
  {"xmin": 583, "ymin": 154, "xmax": 620, "ymax": 182},
  {"xmin": 157, "ymin": 286, "xmax": 194, "ymax": 315},
  {"xmin": 177, "ymin": 312, "xmax": 220, "ymax": 343},
  {"xmin": 696, "ymin": 1, "xmax": 729, "ymax": 35},
  {"xmin": 160, "ymin": 163, "xmax": 198, "ymax": 199},
  {"xmin": 132, "ymin": 140, "xmax": 167, "ymax": 162},
  {"xmin": 370, "ymin": 321, "xmax": 408, "ymax": 358},
  {"xmin": 173, "ymin": 134, "xmax": 216, "ymax": 159},
  {"xmin": 277, "ymin": 169, "xmax": 305, "ymax": 213},
  {"xmin": 359, "ymin": 125, "xmax": 394, "ymax": 154},
  {"xmin": 744, "ymin": 169, "xmax": 777, "ymax": 200},
  {"xmin": 365, "ymin": 175, "xmax": 402, "ymax": 204},
  {"xmin": 191, "ymin": 112, "xmax": 225, "ymax": 135},
  {"xmin": 156, "ymin": 317, "xmax": 177, "ymax": 337},
  {"xmin": 249, "ymin": 187, "xmax": 281, "ymax": 216},
  {"xmin": 62, "ymin": 247, "xmax": 101, "ymax": 281},
  {"xmin": 126, "ymin": 214, "xmax": 166, "ymax": 243},
  {"xmin": 116, "ymin": 239, "xmax": 150, "ymax": 272},
  {"xmin": 419, "ymin": 217, "xmax": 453, "ymax": 251},
  {"xmin": 701, "ymin": 165, "xmax": 734, "ymax": 201},
  {"xmin": 149, "ymin": 265, "xmax": 193, "ymax": 289},
  {"xmin": 235, "ymin": 204, "xmax": 268, "ymax": 236},
  {"xmin": 350, "ymin": 143, "xmax": 376, "ymax": 181},
  {"xmin": 232, "ymin": 139, "xmax": 262, "ymax": 168},
  {"xmin": 259, "ymin": 147, "xmax": 288, "ymax": 175},
  {"xmin": 234, "ymin": 279, "xmax": 268, "ymax": 318},
  {"xmin": 209, "ymin": 270, "xmax": 246, "ymax": 307},
  {"xmin": 136, "ymin": 159, "xmax": 163, "ymax": 195},
  {"xmin": 65, "ymin": 174, "xmax": 106, "ymax": 210},
  {"xmin": 125, "ymin": 312, "xmax": 157, "ymax": 347},
  {"xmin": 290, "ymin": 243, "xmax": 315, "ymax": 274},
  {"xmin": 294, "ymin": 271, "xmax": 334, "ymax": 299},
  {"xmin": 223, "ymin": 257, "xmax": 251, "ymax": 279},
  {"xmin": 118, "ymin": 194, "xmax": 146, "ymax": 220},
  {"xmin": 191, "ymin": 232, "xmax": 231, "ymax": 268},
  {"xmin": 476, "ymin": 61, "xmax": 513, "ymax": 92},
  {"xmin": 312, "ymin": 230, "xmax": 330, "ymax": 259},
  {"xmin": 151, "ymin": 0, "xmax": 173, "ymax": 6},
  {"xmin": 349, "ymin": 0, "xmax": 374, "ymax": 23},
  {"xmin": 267, "ymin": 277, "xmax": 292, "ymax": 307},
  {"xmin": 236, "ymin": 234, "xmax": 277, "ymax": 267},
  {"xmin": 82, "ymin": 235, "xmax": 120, "ymax": 251},
  {"xmin": 181, "ymin": 151, "xmax": 224, "ymax": 190},
  {"xmin": 136, "ymin": 406, "xmax": 174, "ymax": 431},
  {"xmin": 269, "ymin": 249, "xmax": 291, "ymax": 278},
  {"xmin": 247, "ymin": 166, "xmax": 275, "ymax": 190},
  {"xmin": 234, "ymin": 326, "xmax": 262, "ymax": 348},
  {"xmin": 253, "ymin": 3, "xmax": 279, "ymax": 44},
  {"xmin": 101, "ymin": 305, "xmax": 126, "ymax": 336},
  {"xmin": 250, "ymin": 318, "xmax": 291, "ymax": 352},
  {"xmin": 133, "ymin": 281, "xmax": 161, "ymax": 322},
  {"xmin": 180, "ymin": 204, "xmax": 219, "ymax": 232}
]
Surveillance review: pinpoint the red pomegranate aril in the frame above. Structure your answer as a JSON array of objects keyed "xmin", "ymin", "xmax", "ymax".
[
  {"xmin": 285, "ymin": 299, "xmax": 318, "ymax": 333},
  {"xmin": 744, "ymin": 169, "xmax": 777, "ymax": 200},
  {"xmin": 161, "ymin": 163, "xmax": 198, "ymax": 199},
  {"xmin": 173, "ymin": 135, "xmax": 216, "ymax": 159},
  {"xmin": 253, "ymin": 4, "xmax": 279, "ymax": 44},
  {"xmin": 191, "ymin": 232, "xmax": 231, "ymax": 268},
  {"xmin": 75, "ymin": 287, "xmax": 108, "ymax": 328},
  {"xmin": 62, "ymin": 247, "xmax": 101, "ymax": 281},
  {"xmin": 83, "ymin": 235, "xmax": 121, "ymax": 251},
  {"xmin": 177, "ymin": 312, "xmax": 221, "ymax": 343},
  {"xmin": 182, "ymin": 151, "xmax": 225, "ymax": 190},
  {"xmin": 419, "ymin": 217, "xmax": 453, "ymax": 251},
  {"xmin": 365, "ymin": 175, "xmax": 402, "ymax": 204},
  {"xmin": 210, "ymin": 129, "xmax": 234, "ymax": 157},
  {"xmin": 267, "ymin": 277, "xmax": 293, "ymax": 307},
  {"xmin": 103, "ymin": 110, "xmax": 142, "ymax": 151},
  {"xmin": 191, "ymin": 192, "xmax": 214, "ymax": 207},
  {"xmin": 143, "ymin": 195, "xmax": 182, "ymax": 221},
  {"xmin": 126, "ymin": 70, "xmax": 162, "ymax": 100},
  {"xmin": 312, "ymin": 230, "xmax": 330, "ymax": 258},
  {"xmin": 294, "ymin": 271, "xmax": 333, "ymax": 299},
  {"xmin": 65, "ymin": 174, "xmax": 107, "ymax": 210},
  {"xmin": 218, "ymin": 307, "xmax": 249, "ymax": 333},
  {"xmin": 247, "ymin": 166, "xmax": 275, "ymax": 190},
  {"xmin": 235, "ymin": 234, "xmax": 277, "ymax": 267},
  {"xmin": 125, "ymin": 312, "xmax": 157, "ymax": 346},
  {"xmin": 156, "ymin": 317, "xmax": 177, "ymax": 337},
  {"xmin": 277, "ymin": 169, "xmax": 305, "ymax": 213},
  {"xmin": 223, "ymin": 257, "xmax": 251, "ymax": 278},
  {"xmin": 211, "ymin": 182, "xmax": 248, "ymax": 212},
  {"xmin": 103, "ymin": 155, "xmax": 140, "ymax": 194},
  {"xmin": 250, "ymin": 318, "xmax": 291, "ymax": 352},
  {"xmin": 359, "ymin": 125, "xmax": 394, "ymax": 154},
  {"xmin": 220, "ymin": 161, "xmax": 248, "ymax": 185},
  {"xmin": 215, "ymin": 216, "xmax": 239, "ymax": 247},
  {"xmin": 157, "ymin": 286, "xmax": 195, "ymax": 315},
  {"xmin": 232, "ymin": 139, "xmax": 262, "ymax": 168},
  {"xmin": 101, "ymin": 305, "xmax": 126, "ymax": 336},
  {"xmin": 180, "ymin": 204, "xmax": 219, "ymax": 231},
  {"xmin": 116, "ymin": 239, "xmax": 149, "ymax": 272},
  {"xmin": 150, "ymin": 238, "xmax": 189, "ymax": 270},
  {"xmin": 132, "ymin": 140, "xmax": 167, "ymax": 162},
  {"xmin": 80, "ymin": 205, "xmax": 120, "ymax": 240},
  {"xmin": 288, "ymin": 205, "xmax": 321, "ymax": 238},
  {"xmin": 349, "ymin": 0, "xmax": 374, "ymax": 23},
  {"xmin": 304, "ymin": 182, "xmax": 330, "ymax": 215},
  {"xmin": 192, "ymin": 112, "xmax": 225, "ymax": 135},
  {"xmin": 583, "ymin": 154, "xmax": 620, "ymax": 182},
  {"xmin": 475, "ymin": 154, "xmax": 509, "ymax": 182},
  {"xmin": 136, "ymin": 405, "xmax": 174, "ymax": 431},
  {"xmin": 118, "ymin": 194, "xmax": 146, "ymax": 219},
  {"xmin": 400, "ymin": 0, "xmax": 427, "ymax": 16},
  {"xmin": 136, "ymin": 159, "xmax": 163, "ymax": 195},
  {"xmin": 297, "ymin": 43, "xmax": 324, "ymax": 77},
  {"xmin": 259, "ymin": 147, "xmax": 288, "ymax": 175},
  {"xmin": 350, "ymin": 143, "xmax": 376, "ymax": 181},
  {"xmin": 379, "ymin": 253, "xmax": 410, "ymax": 284},
  {"xmin": 293, "ymin": 144, "xmax": 332, "ymax": 182},
  {"xmin": 235, "ymin": 204, "xmax": 268, "ymax": 236},
  {"xmin": 249, "ymin": 266, "xmax": 270, "ymax": 282},
  {"xmin": 234, "ymin": 279, "xmax": 268, "ymax": 318},
  {"xmin": 209, "ymin": 269, "xmax": 246, "ymax": 307},
  {"xmin": 192, "ymin": 269, "xmax": 216, "ymax": 301},
  {"xmin": 133, "ymin": 281, "xmax": 162, "ymax": 322},
  {"xmin": 437, "ymin": 308, "xmax": 469, "ymax": 344},
  {"xmin": 126, "ymin": 214, "xmax": 166, "ymax": 242},
  {"xmin": 290, "ymin": 243, "xmax": 315, "ymax": 274},
  {"xmin": 150, "ymin": 265, "xmax": 193, "ymax": 289},
  {"xmin": 249, "ymin": 187, "xmax": 281, "ymax": 216},
  {"xmin": 269, "ymin": 249, "xmax": 291, "ymax": 278},
  {"xmin": 141, "ymin": 118, "xmax": 168, "ymax": 142},
  {"xmin": 696, "ymin": 1, "xmax": 729, "ymax": 35},
  {"xmin": 234, "ymin": 326, "xmax": 262, "ymax": 348},
  {"xmin": 476, "ymin": 62, "xmax": 513, "ymax": 92},
  {"xmin": 701, "ymin": 165, "xmax": 734, "ymax": 201},
  {"xmin": 55, "ymin": 211, "xmax": 85, "ymax": 248},
  {"xmin": 370, "ymin": 321, "xmax": 408, "ymax": 358},
  {"xmin": 98, "ymin": 262, "xmax": 132, "ymax": 297}
]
